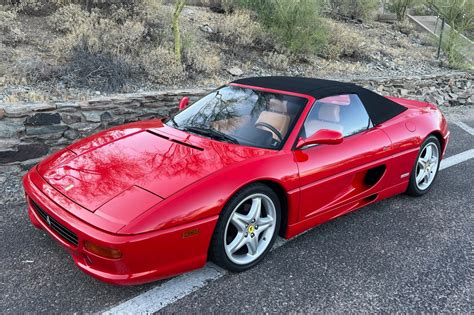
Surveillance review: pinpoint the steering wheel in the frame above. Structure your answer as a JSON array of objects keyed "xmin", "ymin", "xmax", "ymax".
[{"xmin": 255, "ymin": 122, "xmax": 284, "ymax": 142}]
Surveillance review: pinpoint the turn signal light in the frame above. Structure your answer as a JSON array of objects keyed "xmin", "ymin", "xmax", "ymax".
[{"xmin": 84, "ymin": 241, "xmax": 122, "ymax": 259}]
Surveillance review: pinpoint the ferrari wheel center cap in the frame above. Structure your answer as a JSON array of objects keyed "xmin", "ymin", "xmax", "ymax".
[{"xmin": 247, "ymin": 225, "xmax": 255, "ymax": 234}]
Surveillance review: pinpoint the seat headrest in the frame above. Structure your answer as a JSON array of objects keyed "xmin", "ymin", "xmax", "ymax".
[
  {"xmin": 268, "ymin": 98, "xmax": 287, "ymax": 113},
  {"xmin": 318, "ymin": 103, "xmax": 340, "ymax": 123}
]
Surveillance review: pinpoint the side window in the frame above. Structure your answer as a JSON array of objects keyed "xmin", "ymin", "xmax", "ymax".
[{"xmin": 302, "ymin": 94, "xmax": 372, "ymax": 138}]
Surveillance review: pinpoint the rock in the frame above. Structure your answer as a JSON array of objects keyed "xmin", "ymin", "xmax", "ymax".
[
  {"xmin": 61, "ymin": 113, "xmax": 82, "ymax": 124},
  {"xmin": 199, "ymin": 24, "xmax": 215, "ymax": 34},
  {"xmin": 227, "ymin": 67, "xmax": 243, "ymax": 76},
  {"xmin": 20, "ymin": 157, "xmax": 43, "ymax": 171},
  {"xmin": 55, "ymin": 102, "xmax": 79, "ymax": 109},
  {"xmin": 0, "ymin": 122, "xmax": 24, "ymax": 138},
  {"xmin": 26, "ymin": 125, "xmax": 68, "ymax": 136},
  {"xmin": 25, "ymin": 113, "xmax": 61, "ymax": 126},
  {"xmin": 82, "ymin": 111, "xmax": 102, "ymax": 122},
  {"xmin": 0, "ymin": 108, "xmax": 5, "ymax": 119},
  {"xmin": 0, "ymin": 103, "xmax": 55, "ymax": 118},
  {"xmin": 0, "ymin": 143, "xmax": 49, "ymax": 163},
  {"xmin": 100, "ymin": 111, "xmax": 113, "ymax": 122},
  {"xmin": 63, "ymin": 129, "xmax": 79, "ymax": 140},
  {"xmin": 448, "ymin": 92, "xmax": 458, "ymax": 100},
  {"xmin": 69, "ymin": 122, "xmax": 101, "ymax": 134},
  {"xmin": 398, "ymin": 88, "xmax": 409, "ymax": 96}
]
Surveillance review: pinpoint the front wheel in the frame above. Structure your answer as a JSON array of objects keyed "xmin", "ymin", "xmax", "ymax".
[
  {"xmin": 210, "ymin": 184, "xmax": 281, "ymax": 272},
  {"xmin": 406, "ymin": 135, "xmax": 441, "ymax": 196}
]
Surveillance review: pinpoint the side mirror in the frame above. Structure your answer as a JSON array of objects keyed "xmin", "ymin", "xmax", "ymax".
[
  {"xmin": 179, "ymin": 96, "xmax": 189, "ymax": 111},
  {"xmin": 296, "ymin": 129, "xmax": 343, "ymax": 149}
]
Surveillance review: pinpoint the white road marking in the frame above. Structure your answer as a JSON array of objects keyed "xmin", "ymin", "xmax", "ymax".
[
  {"xmin": 440, "ymin": 149, "xmax": 474, "ymax": 170},
  {"xmin": 102, "ymin": 148, "xmax": 474, "ymax": 315},
  {"xmin": 453, "ymin": 121, "xmax": 474, "ymax": 136},
  {"xmin": 102, "ymin": 264, "xmax": 224, "ymax": 315}
]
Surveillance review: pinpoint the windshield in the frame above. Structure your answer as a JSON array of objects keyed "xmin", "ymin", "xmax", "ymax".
[{"xmin": 166, "ymin": 85, "xmax": 307, "ymax": 149}]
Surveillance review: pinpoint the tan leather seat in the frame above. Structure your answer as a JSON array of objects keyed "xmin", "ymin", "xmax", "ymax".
[
  {"xmin": 256, "ymin": 111, "xmax": 290, "ymax": 141},
  {"xmin": 305, "ymin": 103, "xmax": 343, "ymax": 136}
]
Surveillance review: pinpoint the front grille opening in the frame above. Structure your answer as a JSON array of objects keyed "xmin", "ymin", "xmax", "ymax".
[{"xmin": 30, "ymin": 199, "xmax": 78, "ymax": 247}]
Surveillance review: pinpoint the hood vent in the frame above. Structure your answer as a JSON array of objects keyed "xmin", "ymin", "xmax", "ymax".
[
  {"xmin": 146, "ymin": 130, "xmax": 204, "ymax": 151},
  {"xmin": 146, "ymin": 130, "xmax": 169, "ymax": 140}
]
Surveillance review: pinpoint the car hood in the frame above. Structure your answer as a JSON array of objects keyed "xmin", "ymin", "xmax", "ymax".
[{"xmin": 38, "ymin": 122, "xmax": 271, "ymax": 212}]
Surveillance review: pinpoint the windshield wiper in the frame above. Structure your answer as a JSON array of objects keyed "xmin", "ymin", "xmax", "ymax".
[
  {"xmin": 166, "ymin": 116, "xmax": 180, "ymax": 128},
  {"xmin": 182, "ymin": 126, "xmax": 239, "ymax": 144}
]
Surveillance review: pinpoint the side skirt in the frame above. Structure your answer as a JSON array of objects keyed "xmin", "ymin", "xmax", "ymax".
[{"xmin": 284, "ymin": 180, "xmax": 409, "ymax": 239}]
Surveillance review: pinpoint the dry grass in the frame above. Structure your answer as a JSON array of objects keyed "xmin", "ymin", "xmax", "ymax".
[
  {"xmin": 0, "ymin": 7, "xmax": 26, "ymax": 46},
  {"xmin": 263, "ymin": 52, "xmax": 290, "ymax": 70}
]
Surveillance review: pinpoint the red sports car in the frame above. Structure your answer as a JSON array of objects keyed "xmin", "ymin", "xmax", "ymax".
[{"xmin": 23, "ymin": 77, "xmax": 449, "ymax": 285}]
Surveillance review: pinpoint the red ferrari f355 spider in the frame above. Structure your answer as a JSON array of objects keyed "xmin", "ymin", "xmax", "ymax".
[{"xmin": 23, "ymin": 77, "xmax": 449, "ymax": 285}]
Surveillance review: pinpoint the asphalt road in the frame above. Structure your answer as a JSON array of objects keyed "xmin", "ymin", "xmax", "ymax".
[{"xmin": 0, "ymin": 118, "xmax": 473, "ymax": 314}]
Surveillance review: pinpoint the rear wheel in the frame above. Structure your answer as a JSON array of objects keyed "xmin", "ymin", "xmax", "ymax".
[
  {"xmin": 210, "ymin": 184, "xmax": 281, "ymax": 272},
  {"xmin": 406, "ymin": 135, "xmax": 441, "ymax": 196}
]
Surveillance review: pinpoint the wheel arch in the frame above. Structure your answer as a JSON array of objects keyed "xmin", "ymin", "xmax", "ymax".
[
  {"xmin": 248, "ymin": 179, "xmax": 289, "ymax": 238},
  {"xmin": 428, "ymin": 131, "xmax": 445, "ymax": 152}
]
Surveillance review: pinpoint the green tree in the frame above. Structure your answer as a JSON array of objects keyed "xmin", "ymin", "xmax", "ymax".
[
  {"xmin": 233, "ymin": 0, "xmax": 327, "ymax": 54},
  {"xmin": 389, "ymin": 0, "xmax": 419, "ymax": 21}
]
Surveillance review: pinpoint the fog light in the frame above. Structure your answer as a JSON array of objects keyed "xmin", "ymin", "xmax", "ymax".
[{"xmin": 84, "ymin": 241, "xmax": 122, "ymax": 259}]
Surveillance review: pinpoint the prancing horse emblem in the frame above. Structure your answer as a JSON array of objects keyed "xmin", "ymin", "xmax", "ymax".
[{"xmin": 46, "ymin": 215, "xmax": 51, "ymax": 226}]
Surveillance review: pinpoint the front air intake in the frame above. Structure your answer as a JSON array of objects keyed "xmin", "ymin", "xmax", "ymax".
[{"xmin": 30, "ymin": 199, "xmax": 79, "ymax": 246}]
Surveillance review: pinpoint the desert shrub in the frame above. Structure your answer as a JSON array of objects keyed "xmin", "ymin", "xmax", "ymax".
[
  {"xmin": 0, "ymin": 8, "xmax": 25, "ymax": 45},
  {"xmin": 136, "ymin": 0, "xmax": 173, "ymax": 44},
  {"xmin": 234, "ymin": 0, "xmax": 327, "ymax": 54},
  {"xmin": 58, "ymin": 46, "xmax": 139, "ymax": 91},
  {"xmin": 48, "ymin": 4, "xmax": 89, "ymax": 33},
  {"xmin": 394, "ymin": 20, "xmax": 415, "ymax": 35},
  {"xmin": 323, "ymin": 20, "xmax": 366, "ymax": 60},
  {"xmin": 11, "ymin": 56, "xmax": 58, "ymax": 83},
  {"xmin": 53, "ymin": 17, "xmax": 146, "ymax": 58},
  {"xmin": 13, "ymin": 0, "xmax": 57, "ymax": 15},
  {"xmin": 327, "ymin": 0, "xmax": 379, "ymax": 21},
  {"xmin": 263, "ymin": 51, "xmax": 290, "ymax": 70},
  {"xmin": 184, "ymin": 45, "xmax": 221, "ymax": 74},
  {"xmin": 49, "ymin": 11, "xmax": 149, "ymax": 90},
  {"xmin": 140, "ymin": 46, "xmax": 185, "ymax": 84},
  {"xmin": 214, "ymin": 9, "xmax": 265, "ymax": 48}
]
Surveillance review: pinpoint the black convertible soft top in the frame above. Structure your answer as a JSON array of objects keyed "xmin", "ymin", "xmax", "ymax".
[{"xmin": 232, "ymin": 76, "xmax": 407, "ymax": 126}]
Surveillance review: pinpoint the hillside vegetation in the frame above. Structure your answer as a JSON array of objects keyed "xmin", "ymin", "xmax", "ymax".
[{"xmin": 0, "ymin": 0, "xmax": 470, "ymax": 102}]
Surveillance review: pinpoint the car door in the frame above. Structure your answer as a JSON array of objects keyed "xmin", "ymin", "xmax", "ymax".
[{"xmin": 294, "ymin": 94, "xmax": 393, "ymax": 222}]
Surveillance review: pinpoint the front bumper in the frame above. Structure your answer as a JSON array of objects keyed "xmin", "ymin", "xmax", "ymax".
[{"xmin": 23, "ymin": 169, "xmax": 218, "ymax": 285}]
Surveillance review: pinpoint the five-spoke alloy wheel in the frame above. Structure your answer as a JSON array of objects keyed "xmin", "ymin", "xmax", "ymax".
[
  {"xmin": 210, "ymin": 184, "xmax": 281, "ymax": 272},
  {"xmin": 407, "ymin": 135, "xmax": 441, "ymax": 196}
]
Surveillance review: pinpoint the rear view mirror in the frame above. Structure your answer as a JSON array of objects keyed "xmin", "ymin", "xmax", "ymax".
[
  {"xmin": 179, "ymin": 96, "xmax": 189, "ymax": 111},
  {"xmin": 296, "ymin": 129, "xmax": 343, "ymax": 149}
]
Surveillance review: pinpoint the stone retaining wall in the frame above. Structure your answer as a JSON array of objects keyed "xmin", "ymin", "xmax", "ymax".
[{"xmin": 0, "ymin": 72, "xmax": 472, "ymax": 168}]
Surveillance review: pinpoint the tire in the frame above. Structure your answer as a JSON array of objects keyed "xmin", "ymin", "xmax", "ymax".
[
  {"xmin": 209, "ymin": 183, "xmax": 281, "ymax": 272},
  {"xmin": 406, "ymin": 135, "xmax": 441, "ymax": 196}
]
